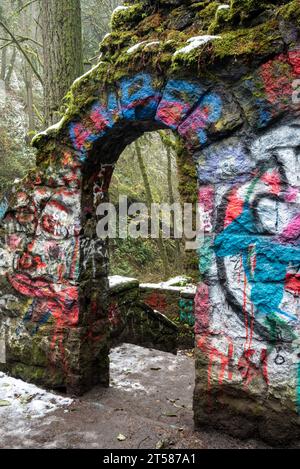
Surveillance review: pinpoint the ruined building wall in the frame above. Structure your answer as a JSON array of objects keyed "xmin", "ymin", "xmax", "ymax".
[{"xmin": 0, "ymin": 0, "xmax": 299, "ymax": 444}]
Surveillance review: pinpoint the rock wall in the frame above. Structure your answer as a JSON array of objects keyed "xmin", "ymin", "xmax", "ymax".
[
  {"xmin": 108, "ymin": 275, "xmax": 178, "ymax": 353},
  {"xmin": 140, "ymin": 279, "xmax": 196, "ymax": 348},
  {"xmin": 0, "ymin": 0, "xmax": 299, "ymax": 444}
]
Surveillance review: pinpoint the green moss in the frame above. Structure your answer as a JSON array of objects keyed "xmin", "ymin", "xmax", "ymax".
[
  {"xmin": 11, "ymin": 363, "xmax": 48, "ymax": 382},
  {"xmin": 196, "ymin": 1, "xmax": 223, "ymax": 30},
  {"xmin": 10, "ymin": 363, "xmax": 64, "ymax": 387},
  {"xmin": 277, "ymin": 0, "xmax": 300, "ymax": 25},
  {"xmin": 212, "ymin": 20, "xmax": 282, "ymax": 57},
  {"xmin": 111, "ymin": 4, "xmax": 147, "ymax": 31},
  {"xmin": 172, "ymin": 19, "xmax": 283, "ymax": 73},
  {"xmin": 9, "ymin": 336, "xmax": 49, "ymax": 367}
]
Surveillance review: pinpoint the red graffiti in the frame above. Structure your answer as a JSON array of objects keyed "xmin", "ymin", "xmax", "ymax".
[
  {"xmin": 224, "ymin": 188, "xmax": 244, "ymax": 228},
  {"xmin": 238, "ymin": 348, "xmax": 269, "ymax": 388},
  {"xmin": 197, "ymin": 333, "xmax": 234, "ymax": 390},
  {"xmin": 285, "ymin": 272, "xmax": 300, "ymax": 296},
  {"xmin": 288, "ymin": 50, "xmax": 300, "ymax": 75},
  {"xmin": 260, "ymin": 52, "xmax": 299, "ymax": 110},
  {"xmin": 261, "ymin": 169, "xmax": 281, "ymax": 195},
  {"xmin": 145, "ymin": 292, "xmax": 167, "ymax": 312}
]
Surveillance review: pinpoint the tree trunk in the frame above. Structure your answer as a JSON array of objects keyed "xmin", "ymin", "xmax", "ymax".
[
  {"xmin": 24, "ymin": 64, "xmax": 34, "ymax": 132},
  {"xmin": 41, "ymin": 0, "xmax": 84, "ymax": 126},
  {"xmin": 134, "ymin": 140, "xmax": 170, "ymax": 279},
  {"xmin": 1, "ymin": 47, "xmax": 7, "ymax": 81},
  {"xmin": 166, "ymin": 144, "xmax": 182, "ymax": 270},
  {"xmin": 4, "ymin": 47, "xmax": 16, "ymax": 88}
]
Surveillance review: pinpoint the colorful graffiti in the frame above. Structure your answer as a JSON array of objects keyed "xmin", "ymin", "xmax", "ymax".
[
  {"xmin": 142, "ymin": 289, "xmax": 195, "ymax": 328},
  {"xmin": 4, "ymin": 188, "xmax": 80, "ymax": 341},
  {"xmin": 195, "ymin": 120, "xmax": 300, "ymax": 407},
  {"xmin": 0, "ymin": 44, "xmax": 298, "ymax": 426},
  {"xmin": 215, "ymin": 131, "xmax": 300, "ymax": 341},
  {"xmin": 68, "ymin": 73, "xmax": 225, "ymax": 161}
]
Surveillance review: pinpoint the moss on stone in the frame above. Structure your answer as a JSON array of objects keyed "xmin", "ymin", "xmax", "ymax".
[
  {"xmin": 277, "ymin": 0, "xmax": 300, "ymax": 25},
  {"xmin": 212, "ymin": 19, "xmax": 283, "ymax": 57},
  {"xmin": 111, "ymin": 3, "xmax": 147, "ymax": 31},
  {"xmin": 172, "ymin": 19, "xmax": 283, "ymax": 74},
  {"xmin": 10, "ymin": 362, "xmax": 64, "ymax": 387}
]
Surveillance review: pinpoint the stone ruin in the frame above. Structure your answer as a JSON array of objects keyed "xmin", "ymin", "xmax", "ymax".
[{"xmin": 0, "ymin": 0, "xmax": 300, "ymax": 445}]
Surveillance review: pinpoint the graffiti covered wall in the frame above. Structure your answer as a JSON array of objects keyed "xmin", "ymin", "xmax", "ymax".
[{"xmin": 0, "ymin": 0, "xmax": 299, "ymax": 444}]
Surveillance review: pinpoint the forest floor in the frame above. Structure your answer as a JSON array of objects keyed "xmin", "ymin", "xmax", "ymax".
[{"xmin": 0, "ymin": 343, "xmax": 294, "ymax": 449}]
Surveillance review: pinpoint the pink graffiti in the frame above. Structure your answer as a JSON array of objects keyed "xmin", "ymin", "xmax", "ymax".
[
  {"xmin": 194, "ymin": 283, "xmax": 210, "ymax": 332},
  {"xmin": 71, "ymin": 123, "xmax": 93, "ymax": 152},
  {"xmin": 260, "ymin": 51, "xmax": 300, "ymax": 109},
  {"xmin": 156, "ymin": 101, "xmax": 189, "ymax": 128},
  {"xmin": 279, "ymin": 213, "xmax": 300, "ymax": 243}
]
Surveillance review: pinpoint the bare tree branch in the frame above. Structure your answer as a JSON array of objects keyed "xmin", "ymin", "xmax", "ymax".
[
  {"xmin": 0, "ymin": 35, "xmax": 42, "ymax": 47},
  {"xmin": 0, "ymin": 20, "xmax": 43, "ymax": 84},
  {"xmin": 15, "ymin": 0, "xmax": 39, "ymax": 15}
]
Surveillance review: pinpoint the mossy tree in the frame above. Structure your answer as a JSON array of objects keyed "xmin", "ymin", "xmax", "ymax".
[{"xmin": 41, "ymin": 0, "xmax": 84, "ymax": 125}]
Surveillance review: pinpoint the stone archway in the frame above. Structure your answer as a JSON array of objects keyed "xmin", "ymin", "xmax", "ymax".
[{"xmin": 0, "ymin": 0, "xmax": 300, "ymax": 444}]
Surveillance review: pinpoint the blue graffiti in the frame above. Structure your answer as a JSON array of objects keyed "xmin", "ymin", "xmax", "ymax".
[
  {"xmin": 69, "ymin": 92, "xmax": 119, "ymax": 161},
  {"xmin": 178, "ymin": 91, "xmax": 222, "ymax": 147},
  {"xmin": 0, "ymin": 198, "xmax": 8, "ymax": 220},
  {"xmin": 214, "ymin": 203, "xmax": 300, "ymax": 323},
  {"xmin": 156, "ymin": 79, "xmax": 205, "ymax": 129},
  {"xmin": 120, "ymin": 73, "xmax": 161, "ymax": 121}
]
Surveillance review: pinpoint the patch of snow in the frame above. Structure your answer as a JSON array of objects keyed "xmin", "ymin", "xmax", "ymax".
[
  {"xmin": 140, "ymin": 283, "xmax": 183, "ymax": 292},
  {"xmin": 164, "ymin": 276, "xmax": 190, "ymax": 287},
  {"xmin": 127, "ymin": 40, "xmax": 160, "ymax": 54},
  {"xmin": 102, "ymin": 33, "xmax": 111, "ymax": 41},
  {"xmin": 109, "ymin": 275, "xmax": 138, "ymax": 289},
  {"xmin": 0, "ymin": 372, "xmax": 72, "ymax": 421},
  {"xmin": 72, "ymin": 62, "xmax": 102, "ymax": 86},
  {"xmin": 174, "ymin": 35, "xmax": 221, "ymax": 56},
  {"xmin": 112, "ymin": 5, "xmax": 129, "ymax": 15},
  {"xmin": 32, "ymin": 62, "xmax": 104, "ymax": 143},
  {"xmin": 140, "ymin": 277, "xmax": 196, "ymax": 296},
  {"xmin": 32, "ymin": 115, "xmax": 68, "ymax": 142},
  {"xmin": 110, "ymin": 344, "xmax": 171, "ymax": 394},
  {"xmin": 144, "ymin": 41, "xmax": 160, "ymax": 50},
  {"xmin": 110, "ymin": 344, "xmax": 192, "ymax": 395},
  {"xmin": 127, "ymin": 41, "xmax": 148, "ymax": 54},
  {"xmin": 217, "ymin": 4, "xmax": 230, "ymax": 11}
]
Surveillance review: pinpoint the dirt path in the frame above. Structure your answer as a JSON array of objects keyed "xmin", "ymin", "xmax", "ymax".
[{"xmin": 0, "ymin": 343, "xmax": 277, "ymax": 449}]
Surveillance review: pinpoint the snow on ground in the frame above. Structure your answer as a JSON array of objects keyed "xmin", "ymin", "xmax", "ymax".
[
  {"xmin": 0, "ymin": 372, "xmax": 72, "ymax": 437},
  {"xmin": 110, "ymin": 343, "xmax": 190, "ymax": 394},
  {"xmin": 0, "ymin": 80, "xmax": 5, "ymax": 109}
]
